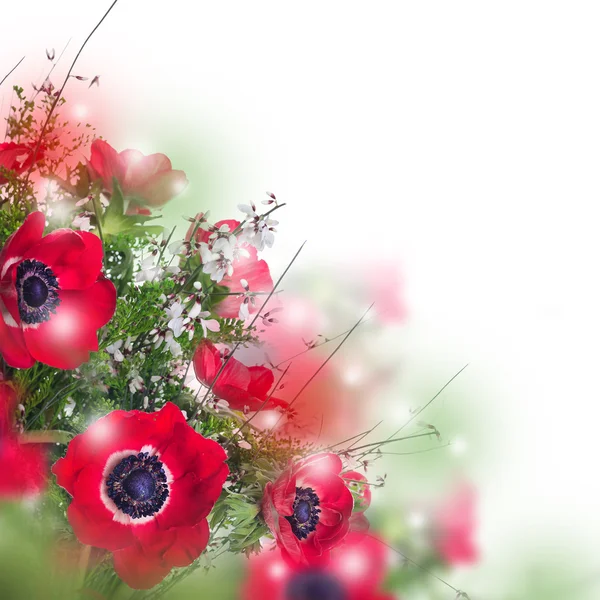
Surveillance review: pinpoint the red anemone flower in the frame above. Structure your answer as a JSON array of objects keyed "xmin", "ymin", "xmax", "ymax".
[
  {"xmin": 87, "ymin": 139, "xmax": 188, "ymax": 208},
  {"xmin": 186, "ymin": 217, "xmax": 273, "ymax": 319},
  {"xmin": 261, "ymin": 453, "xmax": 354, "ymax": 566},
  {"xmin": 0, "ymin": 211, "xmax": 116, "ymax": 370},
  {"xmin": 193, "ymin": 338, "xmax": 289, "ymax": 412},
  {"xmin": 52, "ymin": 402, "xmax": 229, "ymax": 589},
  {"xmin": 0, "ymin": 142, "xmax": 43, "ymax": 185},
  {"xmin": 243, "ymin": 533, "xmax": 394, "ymax": 600},
  {"xmin": 0, "ymin": 382, "xmax": 47, "ymax": 497}
]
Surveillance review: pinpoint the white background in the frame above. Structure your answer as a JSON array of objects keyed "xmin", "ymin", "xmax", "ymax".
[{"xmin": 3, "ymin": 1, "xmax": 600, "ymax": 597}]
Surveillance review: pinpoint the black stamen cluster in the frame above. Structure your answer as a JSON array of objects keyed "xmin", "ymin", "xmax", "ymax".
[
  {"xmin": 286, "ymin": 486, "xmax": 321, "ymax": 540},
  {"xmin": 16, "ymin": 259, "xmax": 61, "ymax": 325},
  {"xmin": 106, "ymin": 452, "xmax": 169, "ymax": 519}
]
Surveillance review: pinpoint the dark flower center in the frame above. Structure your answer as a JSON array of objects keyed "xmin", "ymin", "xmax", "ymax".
[
  {"xmin": 16, "ymin": 259, "xmax": 60, "ymax": 325},
  {"xmin": 285, "ymin": 571, "xmax": 347, "ymax": 600},
  {"xmin": 122, "ymin": 469, "xmax": 156, "ymax": 502},
  {"xmin": 22, "ymin": 276, "xmax": 48, "ymax": 307},
  {"xmin": 286, "ymin": 486, "xmax": 321, "ymax": 540},
  {"xmin": 106, "ymin": 452, "xmax": 169, "ymax": 519}
]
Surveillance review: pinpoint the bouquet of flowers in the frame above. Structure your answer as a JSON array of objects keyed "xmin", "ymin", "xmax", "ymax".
[{"xmin": 0, "ymin": 40, "xmax": 477, "ymax": 600}]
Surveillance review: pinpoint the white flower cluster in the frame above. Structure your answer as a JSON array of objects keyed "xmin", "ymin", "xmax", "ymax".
[
  {"xmin": 135, "ymin": 235, "xmax": 184, "ymax": 284},
  {"xmin": 238, "ymin": 202, "xmax": 278, "ymax": 251},
  {"xmin": 151, "ymin": 296, "xmax": 219, "ymax": 358},
  {"xmin": 197, "ymin": 223, "xmax": 250, "ymax": 284}
]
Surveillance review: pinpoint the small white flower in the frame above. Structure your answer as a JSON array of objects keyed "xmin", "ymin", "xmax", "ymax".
[
  {"xmin": 164, "ymin": 330, "xmax": 182, "ymax": 357},
  {"xmin": 106, "ymin": 340, "xmax": 124, "ymax": 362},
  {"xmin": 239, "ymin": 301, "xmax": 250, "ymax": 321},
  {"xmin": 129, "ymin": 375, "xmax": 144, "ymax": 394},
  {"xmin": 72, "ymin": 213, "xmax": 93, "ymax": 232},
  {"xmin": 198, "ymin": 311, "xmax": 220, "ymax": 337},
  {"xmin": 165, "ymin": 301, "xmax": 190, "ymax": 338},
  {"xmin": 63, "ymin": 397, "xmax": 76, "ymax": 418},
  {"xmin": 168, "ymin": 240, "xmax": 185, "ymax": 255},
  {"xmin": 136, "ymin": 254, "xmax": 163, "ymax": 282}
]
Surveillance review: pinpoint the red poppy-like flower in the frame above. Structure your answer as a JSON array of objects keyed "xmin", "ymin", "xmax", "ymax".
[
  {"xmin": 243, "ymin": 533, "xmax": 394, "ymax": 600},
  {"xmin": 0, "ymin": 142, "xmax": 43, "ymax": 185},
  {"xmin": 87, "ymin": 139, "xmax": 188, "ymax": 208},
  {"xmin": 186, "ymin": 217, "xmax": 273, "ymax": 319},
  {"xmin": 52, "ymin": 402, "xmax": 229, "ymax": 589},
  {"xmin": 261, "ymin": 453, "xmax": 354, "ymax": 566},
  {"xmin": 193, "ymin": 338, "xmax": 289, "ymax": 412},
  {"xmin": 0, "ymin": 211, "xmax": 116, "ymax": 370},
  {"xmin": 0, "ymin": 382, "xmax": 47, "ymax": 498},
  {"xmin": 432, "ymin": 483, "xmax": 479, "ymax": 566}
]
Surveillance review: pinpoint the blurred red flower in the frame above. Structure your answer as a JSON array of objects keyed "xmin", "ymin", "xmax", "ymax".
[
  {"xmin": 243, "ymin": 533, "xmax": 393, "ymax": 600},
  {"xmin": 52, "ymin": 402, "xmax": 229, "ymax": 589},
  {"xmin": 0, "ymin": 142, "xmax": 43, "ymax": 184},
  {"xmin": 193, "ymin": 338, "xmax": 289, "ymax": 412},
  {"xmin": 262, "ymin": 453, "xmax": 354, "ymax": 566},
  {"xmin": 432, "ymin": 483, "xmax": 479, "ymax": 566},
  {"xmin": 0, "ymin": 382, "xmax": 46, "ymax": 498},
  {"xmin": 0, "ymin": 211, "xmax": 116, "ymax": 369},
  {"xmin": 87, "ymin": 139, "xmax": 188, "ymax": 207}
]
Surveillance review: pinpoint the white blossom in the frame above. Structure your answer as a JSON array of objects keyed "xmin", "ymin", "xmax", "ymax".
[
  {"xmin": 72, "ymin": 213, "xmax": 92, "ymax": 232},
  {"xmin": 106, "ymin": 340, "xmax": 124, "ymax": 362},
  {"xmin": 129, "ymin": 375, "xmax": 144, "ymax": 394}
]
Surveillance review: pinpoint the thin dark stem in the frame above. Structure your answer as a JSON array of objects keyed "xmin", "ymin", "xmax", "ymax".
[
  {"xmin": 23, "ymin": 0, "xmax": 120, "ymax": 187},
  {"xmin": 367, "ymin": 534, "xmax": 468, "ymax": 597},
  {"xmin": 386, "ymin": 363, "xmax": 469, "ymax": 441},
  {"xmin": 346, "ymin": 431, "xmax": 437, "ymax": 454},
  {"xmin": 264, "ymin": 304, "xmax": 374, "ymax": 438},
  {"xmin": 0, "ymin": 56, "xmax": 25, "ymax": 88}
]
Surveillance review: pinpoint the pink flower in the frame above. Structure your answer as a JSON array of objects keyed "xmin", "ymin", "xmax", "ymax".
[
  {"xmin": 193, "ymin": 339, "xmax": 288, "ymax": 412},
  {"xmin": 243, "ymin": 533, "xmax": 394, "ymax": 600},
  {"xmin": 87, "ymin": 139, "xmax": 188, "ymax": 208},
  {"xmin": 432, "ymin": 483, "xmax": 479, "ymax": 566},
  {"xmin": 186, "ymin": 217, "xmax": 273, "ymax": 319},
  {"xmin": 0, "ymin": 142, "xmax": 44, "ymax": 185}
]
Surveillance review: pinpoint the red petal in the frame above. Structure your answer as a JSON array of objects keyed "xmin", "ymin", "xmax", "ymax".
[
  {"xmin": 216, "ymin": 256, "xmax": 273, "ymax": 319},
  {"xmin": 192, "ymin": 339, "xmax": 222, "ymax": 384},
  {"xmin": 112, "ymin": 543, "xmax": 172, "ymax": 590},
  {"xmin": 24, "ymin": 229, "xmax": 103, "ymax": 290},
  {"xmin": 248, "ymin": 366, "xmax": 274, "ymax": 399},
  {"xmin": 0, "ymin": 438, "xmax": 47, "ymax": 497},
  {"xmin": 87, "ymin": 139, "xmax": 123, "ymax": 193},
  {"xmin": 161, "ymin": 520, "xmax": 210, "ymax": 568},
  {"xmin": 68, "ymin": 465, "xmax": 134, "ymax": 551},
  {"xmin": 0, "ymin": 211, "xmax": 45, "ymax": 271},
  {"xmin": 23, "ymin": 278, "xmax": 116, "ymax": 369},
  {"xmin": 0, "ymin": 301, "xmax": 33, "ymax": 368}
]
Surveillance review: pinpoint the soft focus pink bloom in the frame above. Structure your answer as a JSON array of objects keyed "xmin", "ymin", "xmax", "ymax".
[
  {"xmin": 243, "ymin": 533, "xmax": 394, "ymax": 600},
  {"xmin": 432, "ymin": 483, "xmax": 479, "ymax": 566},
  {"xmin": 0, "ymin": 142, "xmax": 43, "ymax": 185},
  {"xmin": 87, "ymin": 139, "xmax": 188, "ymax": 207}
]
